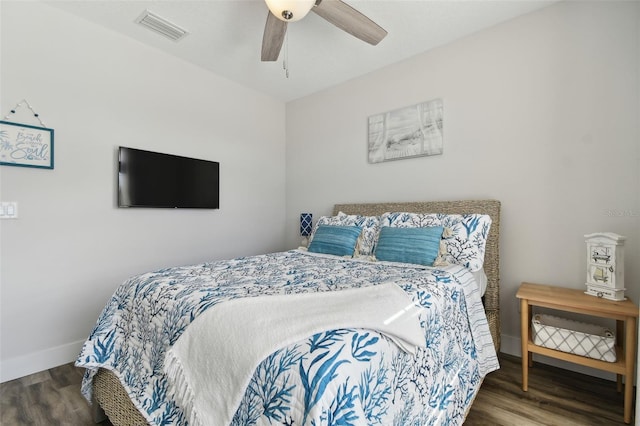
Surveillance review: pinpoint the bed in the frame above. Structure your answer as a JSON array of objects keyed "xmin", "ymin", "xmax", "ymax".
[{"xmin": 77, "ymin": 199, "xmax": 501, "ymax": 426}]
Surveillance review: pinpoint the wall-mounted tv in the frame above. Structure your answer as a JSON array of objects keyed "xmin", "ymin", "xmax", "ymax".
[{"xmin": 118, "ymin": 146, "xmax": 219, "ymax": 209}]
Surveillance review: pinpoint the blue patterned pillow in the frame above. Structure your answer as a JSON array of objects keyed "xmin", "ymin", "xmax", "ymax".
[
  {"xmin": 380, "ymin": 212, "xmax": 492, "ymax": 272},
  {"xmin": 310, "ymin": 213, "xmax": 380, "ymax": 256},
  {"xmin": 374, "ymin": 226, "xmax": 444, "ymax": 266},
  {"xmin": 308, "ymin": 225, "xmax": 363, "ymax": 257}
]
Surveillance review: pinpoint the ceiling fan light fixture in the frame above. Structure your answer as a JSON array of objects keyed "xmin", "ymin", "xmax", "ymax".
[{"xmin": 265, "ymin": 0, "xmax": 315, "ymax": 22}]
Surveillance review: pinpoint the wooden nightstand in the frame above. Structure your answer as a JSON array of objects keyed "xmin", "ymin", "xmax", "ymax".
[{"xmin": 516, "ymin": 282, "xmax": 639, "ymax": 424}]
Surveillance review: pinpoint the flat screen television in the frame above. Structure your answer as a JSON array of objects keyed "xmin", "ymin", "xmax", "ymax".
[{"xmin": 118, "ymin": 146, "xmax": 219, "ymax": 209}]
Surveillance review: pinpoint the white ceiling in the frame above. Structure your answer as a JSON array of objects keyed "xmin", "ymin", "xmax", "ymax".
[{"xmin": 47, "ymin": 0, "xmax": 556, "ymax": 102}]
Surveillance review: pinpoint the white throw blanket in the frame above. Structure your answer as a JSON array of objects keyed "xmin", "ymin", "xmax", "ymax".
[{"xmin": 164, "ymin": 282, "xmax": 426, "ymax": 426}]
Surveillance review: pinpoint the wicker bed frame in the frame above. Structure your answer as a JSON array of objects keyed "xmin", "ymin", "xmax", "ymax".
[{"xmin": 91, "ymin": 199, "xmax": 501, "ymax": 425}]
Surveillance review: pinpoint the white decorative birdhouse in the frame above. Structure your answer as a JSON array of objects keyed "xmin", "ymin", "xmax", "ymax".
[{"xmin": 584, "ymin": 232, "xmax": 626, "ymax": 301}]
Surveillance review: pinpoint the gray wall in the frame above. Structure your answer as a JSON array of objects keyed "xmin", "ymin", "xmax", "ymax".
[
  {"xmin": 0, "ymin": 2, "xmax": 287, "ymax": 381},
  {"xmin": 285, "ymin": 1, "xmax": 640, "ymax": 359}
]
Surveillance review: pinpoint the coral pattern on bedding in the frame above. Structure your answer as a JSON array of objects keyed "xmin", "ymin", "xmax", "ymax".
[
  {"xmin": 311, "ymin": 213, "xmax": 381, "ymax": 256},
  {"xmin": 380, "ymin": 213, "xmax": 492, "ymax": 272},
  {"xmin": 76, "ymin": 250, "xmax": 498, "ymax": 426}
]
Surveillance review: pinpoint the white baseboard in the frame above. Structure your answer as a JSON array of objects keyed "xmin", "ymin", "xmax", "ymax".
[
  {"xmin": 500, "ymin": 333, "xmax": 618, "ymax": 382},
  {"xmin": 0, "ymin": 339, "xmax": 85, "ymax": 383}
]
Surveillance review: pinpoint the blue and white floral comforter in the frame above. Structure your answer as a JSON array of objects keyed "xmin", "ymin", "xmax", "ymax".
[{"xmin": 76, "ymin": 249, "xmax": 499, "ymax": 426}]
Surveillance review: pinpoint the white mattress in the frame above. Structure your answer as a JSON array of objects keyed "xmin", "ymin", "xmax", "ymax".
[{"xmin": 472, "ymin": 268, "xmax": 488, "ymax": 296}]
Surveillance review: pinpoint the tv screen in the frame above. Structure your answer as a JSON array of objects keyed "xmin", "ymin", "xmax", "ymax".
[{"xmin": 118, "ymin": 146, "xmax": 219, "ymax": 209}]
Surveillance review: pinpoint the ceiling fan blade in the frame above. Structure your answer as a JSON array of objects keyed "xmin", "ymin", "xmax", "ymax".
[
  {"xmin": 261, "ymin": 11, "xmax": 288, "ymax": 61},
  {"xmin": 312, "ymin": 0, "xmax": 387, "ymax": 45}
]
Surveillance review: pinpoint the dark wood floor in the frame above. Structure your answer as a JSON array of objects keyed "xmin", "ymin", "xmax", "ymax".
[
  {"xmin": 0, "ymin": 363, "xmax": 111, "ymax": 426},
  {"xmin": 0, "ymin": 353, "xmax": 631, "ymax": 425},
  {"xmin": 466, "ymin": 354, "xmax": 630, "ymax": 426}
]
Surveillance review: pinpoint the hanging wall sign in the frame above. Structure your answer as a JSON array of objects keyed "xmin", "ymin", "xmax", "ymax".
[{"xmin": 0, "ymin": 120, "xmax": 54, "ymax": 169}]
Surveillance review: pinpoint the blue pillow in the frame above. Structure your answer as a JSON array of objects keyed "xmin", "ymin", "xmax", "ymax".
[
  {"xmin": 374, "ymin": 226, "xmax": 444, "ymax": 266},
  {"xmin": 308, "ymin": 225, "xmax": 362, "ymax": 257}
]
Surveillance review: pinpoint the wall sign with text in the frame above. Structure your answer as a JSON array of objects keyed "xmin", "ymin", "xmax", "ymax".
[{"xmin": 0, "ymin": 120, "xmax": 54, "ymax": 169}]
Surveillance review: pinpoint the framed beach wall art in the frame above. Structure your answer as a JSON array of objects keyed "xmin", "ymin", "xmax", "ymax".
[
  {"xmin": 0, "ymin": 120, "xmax": 54, "ymax": 169},
  {"xmin": 368, "ymin": 98, "xmax": 443, "ymax": 163}
]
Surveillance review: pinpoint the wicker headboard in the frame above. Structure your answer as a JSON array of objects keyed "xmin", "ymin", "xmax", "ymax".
[{"xmin": 333, "ymin": 200, "xmax": 501, "ymax": 351}]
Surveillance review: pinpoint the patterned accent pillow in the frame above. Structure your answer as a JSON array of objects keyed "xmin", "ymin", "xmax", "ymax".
[
  {"xmin": 374, "ymin": 226, "xmax": 444, "ymax": 266},
  {"xmin": 380, "ymin": 212, "xmax": 492, "ymax": 272},
  {"xmin": 310, "ymin": 212, "xmax": 380, "ymax": 256},
  {"xmin": 307, "ymin": 225, "xmax": 362, "ymax": 257}
]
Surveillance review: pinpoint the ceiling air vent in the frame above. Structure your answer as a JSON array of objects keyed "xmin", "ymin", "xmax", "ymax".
[{"xmin": 135, "ymin": 10, "xmax": 188, "ymax": 42}]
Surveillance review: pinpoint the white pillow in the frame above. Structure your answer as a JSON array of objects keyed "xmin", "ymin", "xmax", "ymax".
[{"xmin": 380, "ymin": 212, "xmax": 492, "ymax": 272}]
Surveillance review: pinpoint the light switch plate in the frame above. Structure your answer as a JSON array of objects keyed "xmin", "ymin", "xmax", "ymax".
[{"xmin": 0, "ymin": 202, "xmax": 18, "ymax": 219}]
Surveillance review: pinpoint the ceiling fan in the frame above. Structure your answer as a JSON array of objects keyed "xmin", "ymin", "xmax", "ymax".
[{"xmin": 261, "ymin": 0, "xmax": 387, "ymax": 61}]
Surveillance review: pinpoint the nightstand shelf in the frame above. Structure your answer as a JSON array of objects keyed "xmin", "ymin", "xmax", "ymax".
[
  {"xmin": 526, "ymin": 337, "xmax": 626, "ymax": 375},
  {"xmin": 516, "ymin": 282, "xmax": 638, "ymax": 424}
]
